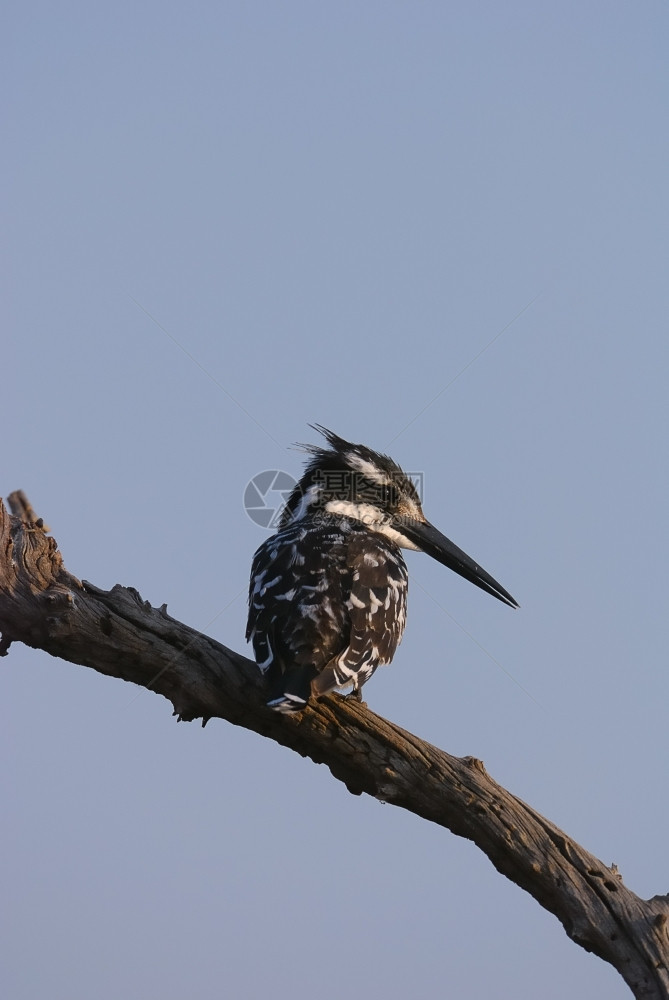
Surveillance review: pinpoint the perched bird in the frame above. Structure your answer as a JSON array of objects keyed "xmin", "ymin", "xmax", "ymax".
[{"xmin": 247, "ymin": 426, "xmax": 518, "ymax": 713}]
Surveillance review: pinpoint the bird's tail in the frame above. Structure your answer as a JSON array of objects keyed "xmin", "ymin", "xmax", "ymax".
[{"xmin": 267, "ymin": 665, "xmax": 317, "ymax": 714}]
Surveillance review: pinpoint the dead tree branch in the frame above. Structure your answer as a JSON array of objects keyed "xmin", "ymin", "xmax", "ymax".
[{"xmin": 1, "ymin": 493, "xmax": 667, "ymax": 999}]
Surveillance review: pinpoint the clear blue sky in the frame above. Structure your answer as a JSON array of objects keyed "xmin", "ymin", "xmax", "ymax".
[{"xmin": 4, "ymin": 3, "xmax": 667, "ymax": 998}]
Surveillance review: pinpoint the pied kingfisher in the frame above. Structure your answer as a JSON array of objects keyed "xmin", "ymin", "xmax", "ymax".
[{"xmin": 247, "ymin": 426, "xmax": 518, "ymax": 713}]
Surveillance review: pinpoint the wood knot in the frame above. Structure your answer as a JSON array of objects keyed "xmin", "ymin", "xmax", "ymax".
[
  {"xmin": 587, "ymin": 868, "xmax": 619, "ymax": 892},
  {"xmin": 463, "ymin": 756, "xmax": 487, "ymax": 773}
]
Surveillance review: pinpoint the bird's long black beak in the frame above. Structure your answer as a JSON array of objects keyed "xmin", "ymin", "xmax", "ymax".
[{"xmin": 399, "ymin": 518, "xmax": 519, "ymax": 609}]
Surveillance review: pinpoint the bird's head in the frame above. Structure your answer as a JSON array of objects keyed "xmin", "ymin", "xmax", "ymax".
[{"xmin": 280, "ymin": 425, "xmax": 519, "ymax": 609}]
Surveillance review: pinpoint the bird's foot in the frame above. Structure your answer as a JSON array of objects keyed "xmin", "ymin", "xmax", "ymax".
[{"xmin": 339, "ymin": 688, "xmax": 366, "ymax": 707}]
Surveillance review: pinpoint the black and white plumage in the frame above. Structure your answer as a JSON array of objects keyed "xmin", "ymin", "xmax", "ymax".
[{"xmin": 246, "ymin": 426, "xmax": 518, "ymax": 713}]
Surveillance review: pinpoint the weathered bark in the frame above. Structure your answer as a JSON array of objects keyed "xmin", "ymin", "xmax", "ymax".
[{"xmin": 1, "ymin": 491, "xmax": 667, "ymax": 999}]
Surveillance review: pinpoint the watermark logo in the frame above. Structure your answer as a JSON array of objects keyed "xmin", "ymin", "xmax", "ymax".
[
  {"xmin": 310, "ymin": 470, "xmax": 424, "ymax": 505},
  {"xmin": 244, "ymin": 468, "xmax": 425, "ymax": 531},
  {"xmin": 243, "ymin": 470, "xmax": 298, "ymax": 528}
]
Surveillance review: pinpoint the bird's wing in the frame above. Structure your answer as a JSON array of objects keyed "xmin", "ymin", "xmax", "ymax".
[{"xmin": 246, "ymin": 522, "xmax": 350, "ymax": 674}]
